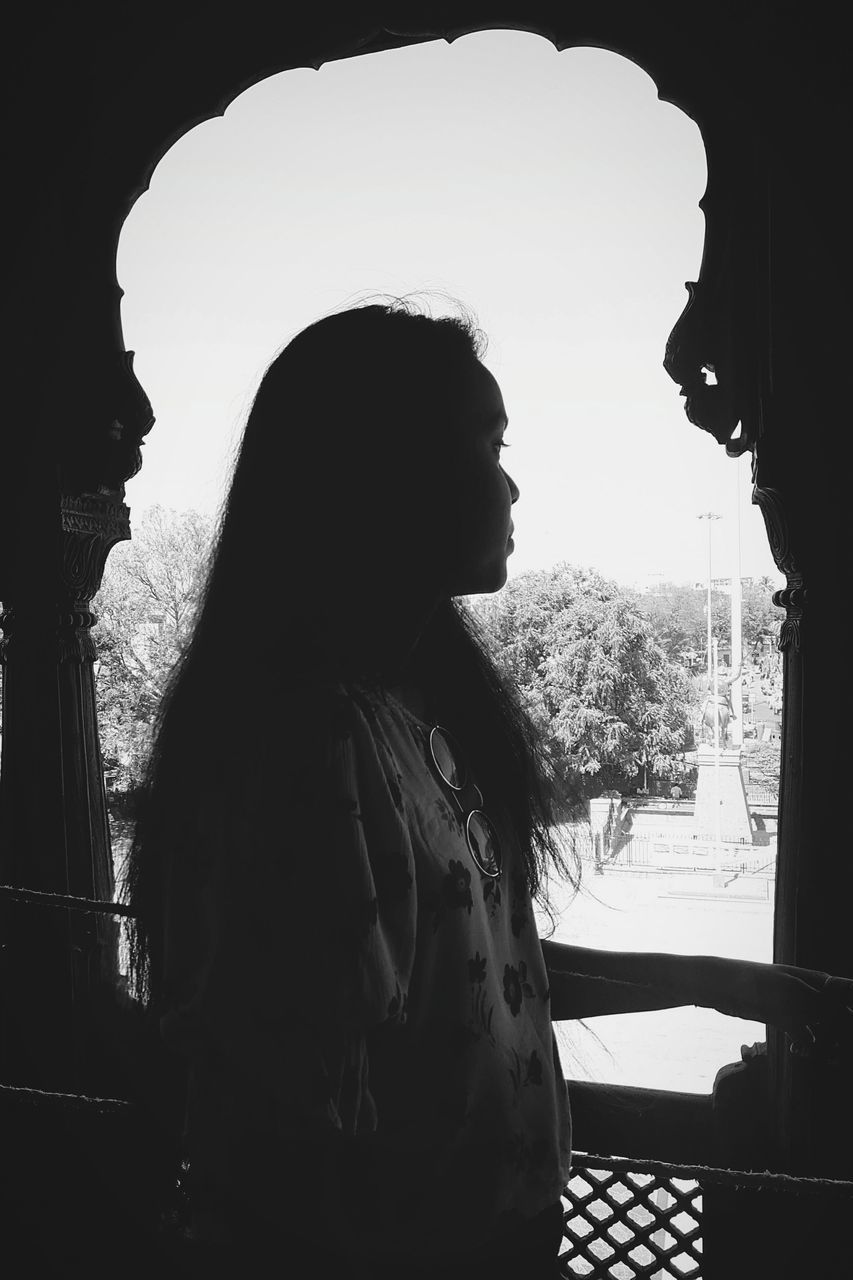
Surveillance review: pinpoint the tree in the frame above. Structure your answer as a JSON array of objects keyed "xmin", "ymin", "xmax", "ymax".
[
  {"xmin": 740, "ymin": 739, "xmax": 781, "ymax": 799},
  {"xmin": 467, "ymin": 564, "xmax": 695, "ymax": 808},
  {"xmin": 92, "ymin": 505, "xmax": 215, "ymax": 800},
  {"xmin": 742, "ymin": 577, "xmax": 784, "ymax": 658},
  {"xmin": 626, "ymin": 581, "xmax": 711, "ymax": 662},
  {"xmin": 629, "ymin": 576, "xmax": 783, "ymax": 667}
]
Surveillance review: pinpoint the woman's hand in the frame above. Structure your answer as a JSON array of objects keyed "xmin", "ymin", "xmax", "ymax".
[
  {"xmin": 787, "ymin": 974, "xmax": 853, "ymax": 1061},
  {"xmin": 714, "ymin": 960, "xmax": 853, "ymax": 1061}
]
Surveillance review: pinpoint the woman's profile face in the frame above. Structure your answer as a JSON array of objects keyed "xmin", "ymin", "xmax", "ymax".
[{"xmin": 437, "ymin": 360, "xmax": 519, "ymax": 597}]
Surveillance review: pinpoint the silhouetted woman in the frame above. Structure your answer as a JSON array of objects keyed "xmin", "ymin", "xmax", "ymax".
[{"xmin": 125, "ymin": 298, "xmax": 852, "ymax": 1279}]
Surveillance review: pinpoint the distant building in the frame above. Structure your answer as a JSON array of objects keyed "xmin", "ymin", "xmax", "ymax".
[{"xmin": 710, "ymin": 575, "xmax": 756, "ymax": 591}]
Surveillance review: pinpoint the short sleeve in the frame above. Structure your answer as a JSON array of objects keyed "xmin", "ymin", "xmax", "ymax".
[
  {"xmin": 238, "ymin": 683, "xmax": 417, "ymax": 1033},
  {"xmin": 159, "ymin": 683, "xmax": 417, "ymax": 1143}
]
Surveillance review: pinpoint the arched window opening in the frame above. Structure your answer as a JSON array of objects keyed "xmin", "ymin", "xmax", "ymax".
[{"xmin": 106, "ymin": 32, "xmax": 784, "ymax": 1094}]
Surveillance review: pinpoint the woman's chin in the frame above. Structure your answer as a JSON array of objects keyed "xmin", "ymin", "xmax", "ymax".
[{"xmin": 450, "ymin": 562, "xmax": 509, "ymax": 597}]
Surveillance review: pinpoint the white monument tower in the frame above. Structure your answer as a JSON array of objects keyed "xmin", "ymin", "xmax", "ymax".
[{"xmin": 693, "ymin": 485, "xmax": 753, "ymax": 851}]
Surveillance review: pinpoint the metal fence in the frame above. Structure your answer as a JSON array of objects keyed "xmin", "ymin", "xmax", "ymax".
[{"xmin": 564, "ymin": 829, "xmax": 775, "ymax": 882}]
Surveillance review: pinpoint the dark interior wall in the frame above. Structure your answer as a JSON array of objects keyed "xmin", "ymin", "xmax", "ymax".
[{"xmin": 1, "ymin": 0, "xmax": 849, "ymax": 1182}]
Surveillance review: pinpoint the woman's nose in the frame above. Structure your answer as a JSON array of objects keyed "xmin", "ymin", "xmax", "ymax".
[{"xmin": 505, "ymin": 469, "xmax": 520, "ymax": 503}]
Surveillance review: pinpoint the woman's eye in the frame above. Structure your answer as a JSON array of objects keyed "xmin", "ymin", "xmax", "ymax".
[{"xmin": 494, "ymin": 439, "xmax": 510, "ymax": 455}]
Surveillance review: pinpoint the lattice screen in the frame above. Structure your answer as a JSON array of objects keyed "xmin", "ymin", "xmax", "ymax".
[{"xmin": 560, "ymin": 1155, "xmax": 702, "ymax": 1279}]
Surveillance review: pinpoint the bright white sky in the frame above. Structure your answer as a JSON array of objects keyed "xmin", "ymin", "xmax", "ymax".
[{"xmin": 117, "ymin": 31, "xmax": 782, "ymax": 593}]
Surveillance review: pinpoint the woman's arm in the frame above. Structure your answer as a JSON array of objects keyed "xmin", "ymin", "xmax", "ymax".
[
  {"xmin": 541, "ymin": 941, "xmax": 701, "ymax": 1020},
  {"xmin": 541, "ymin": 940, "xmax": 853, "ymax": 1048}
]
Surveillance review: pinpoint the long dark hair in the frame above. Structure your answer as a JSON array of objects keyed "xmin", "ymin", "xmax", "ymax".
[{"xmin": 123, "ymin": 296, "xmax": 580, "ymax": 1011}]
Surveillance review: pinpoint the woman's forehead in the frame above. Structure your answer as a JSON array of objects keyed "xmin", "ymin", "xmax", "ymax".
[{"xmin": 459, "ymin": 362, "xmax": 507, "ymax": 427}]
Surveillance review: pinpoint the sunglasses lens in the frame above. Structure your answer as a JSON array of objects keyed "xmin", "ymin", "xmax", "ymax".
[
  {"xmin": 429, "ymin": 728, "xmax": 501, "ymax": 880},
  {"xmin": 467, "ymin": 811, "xmax": 502, "ymax": 877},
  {"xmin": 430, "ymin": 728, "xmax": 466, "ymax": 790}
]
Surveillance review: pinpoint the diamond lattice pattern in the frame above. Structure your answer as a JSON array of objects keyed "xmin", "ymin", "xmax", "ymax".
[{"xmin": 560, "ymin": 1163, "xmax": 703, "ymax": 1279}]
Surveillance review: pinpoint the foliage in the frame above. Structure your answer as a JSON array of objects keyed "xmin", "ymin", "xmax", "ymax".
[
  {"xmin": 93, "ymin": 505, "xmax": 215, "ymax": 795},
  {"xmin": 88, "ymin": 506, "xmax": 774, "ymax": 822},
  {"xmin": 467, "ymin": 564, "xmax": 695, "ymax": 807},
  {"xmin": 626, "ymin": 581, "xmax": 711, "ymax": 662},
  {"xmin": 741, "ymin": 578, "xmax": 785, "ymax": 656},
  {"xmin": 741, "ymin": 739, "xmax": 781, "ymax": 798},
  {"xmin": 628, "ymin": 576, "xmax": 783, "ymax": 664}
]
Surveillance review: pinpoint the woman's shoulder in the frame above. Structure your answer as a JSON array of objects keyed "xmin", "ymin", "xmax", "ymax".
[
  {"xmin": 223, "ymin": 677, "xmax": 367, "ymax": 758},
  {"xmin": 220, "ymin": 679, "xmax": 399, "ymax": 802}
]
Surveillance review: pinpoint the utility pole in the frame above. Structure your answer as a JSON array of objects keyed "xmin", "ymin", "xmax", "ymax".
[
  {"xmin": 712, "ymin": 636, "xmax": 723, "ymax": 868},
  {"xmin": 730, "ymin": 467, "xmax": 744, "ymax": 748},
  {"xmin": 698, "ymin": 512, "xmax": 722, "ymax": 689}
]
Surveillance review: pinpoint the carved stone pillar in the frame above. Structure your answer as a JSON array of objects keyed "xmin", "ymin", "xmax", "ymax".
[
  {"xmin": 0, "ymin": 496, "xmax": 131, "ymax": 1091},
  {"xmin": 669, "ymin": 182, "xmax": 849, "ymax": 1175},
  {"xmin": 0, "ymin": 346, "xmax": 152, "ymax": 1094},
  {"xmin": 751, "ymin": 472, "xmax": 852, "ymax": 1178}
]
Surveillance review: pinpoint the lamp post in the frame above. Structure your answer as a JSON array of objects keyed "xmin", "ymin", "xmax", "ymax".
[
  {"xmin": 697, "ymin": 512, "xmax": 722, "ymax": 688},
  {"xmin": 712, "ymin": 636, "xmax": 723, "ymax": 866},
  {"xmin": 698, "ymin": 512, "xmax": 723, "ymax": 869},
  {"xmin": 730, "ymin": 466, "xmax": 744, "ymax": 748}
]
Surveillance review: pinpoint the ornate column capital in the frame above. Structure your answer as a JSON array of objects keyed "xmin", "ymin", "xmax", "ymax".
[
  {"xmin": 60, "ymin": 493, "xmax": 131, "ymax": 597},
  {"xmin": 0, "ymin": 494, "xmax": 130, "ymax": 665}
]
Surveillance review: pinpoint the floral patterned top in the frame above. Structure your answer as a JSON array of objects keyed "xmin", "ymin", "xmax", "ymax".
[{"xmin": 159, "ymin": 680, "xmax": 572, "ymax": 1260}]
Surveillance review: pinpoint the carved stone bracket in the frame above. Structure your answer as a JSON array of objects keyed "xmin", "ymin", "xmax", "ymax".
[
  {"xmin": 751, "ymin": 479, "xmax": 805, "ymax": 653},
  {"xmin": 772, "ymin": 585, "xmax": 806, "ymax": 654},
  {"xmin": 662, "ymin": 105, "xmax": 767, "ymax": 463},
  {"xmin": 102, "ymin": 350, "xmax": 155, "ymax": 489},
  {"xmin": 664, "ymin": 279, "xmax": 745, "ymax": 450},
  {"xmin": 59, "ymin": 350, "xmax": 155, "ymax": 497},
  {"xmin": 750, "ymin": 482, "xmax": 796, "ymax": 578}
]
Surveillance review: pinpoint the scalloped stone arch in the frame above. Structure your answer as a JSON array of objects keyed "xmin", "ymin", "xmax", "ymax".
[{"xmin": 80, "ymin": 15, "xmax": 767, "ymax": 502}]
